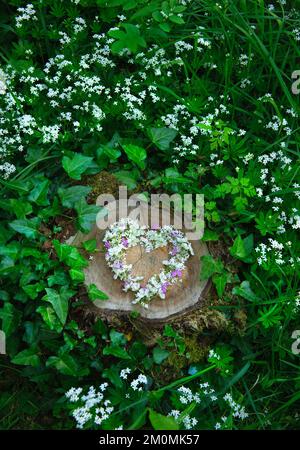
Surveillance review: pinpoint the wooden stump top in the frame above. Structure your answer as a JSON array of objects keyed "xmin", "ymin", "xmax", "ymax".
[{"xmin": 69, "ymin": 201, "xmax": 210, "ymax": 321}]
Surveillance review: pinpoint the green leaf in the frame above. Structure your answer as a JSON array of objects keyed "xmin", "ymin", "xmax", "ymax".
[
  {"xmin": 103, "ymin": 345, "xmax": 131, "ymax": 360},
  {"xmin": 10, "ymin": 199, "xmax": 33, "ymax": 219},
  {"xmin": 46, "ymin": 353, "xmax": 82, "ymax": 376},
  {"xmin": 58, "ymin": 185, "xmax": 91, "ymax": 208},
  {"xmin": 108, "ymin": 24, "xmax": 146, "ymax": 54},
  {"xmin": 82, "ymin": 238, "xmax": 97, "ymax": 252},
  {"xmin": 69, "ymin": 268, "xmax": 85, "ymax": 283},
  {"xmin": 232, "ymin": 281, "xmax": 261, "ymax": 302},
  {"xmin": 114, "ymin": 170, "xmax": 138, "ymax": 189},
  {"xmin": 200, "ymin": 255, "xmax": 224, "ymax": 280},
  {"xmin": 62, "ymin": 153, "xmax": 94, "ymax": 180},
  {"xmin": 9, "ymin": 218, "xmax": 40, "ymax": 239},
  {"xmin": 0, "ymin": 302, "xmax": 21, "ymax": 337},
  {"xmin": 121, "ymin": 144, "xmax": 147, "ymax": 169},
  {"xmin": 149, "ymin": 409, "xmax": 179, "ymax": 430},
  {"xmin": 153, "ymin": 346, "xmax": 169, "ymax": 364},
  {"xmin": 36, "ymin": 305, "xmax": 63, "ymax": 332},
  {"xmin": 75, "ymin": 199, "xmax": 101, "ymax": 233},
  {"xmin": 147, "ymin": 127, "xmax": 177, "ymax": 151},
  {"xmin": 230, "ymin": 234, "xmax": 253, "ymax": 261},
  {"xmin": 43, "ymin": 287, "xmax": 74, "ymax": 325},
  {"xmin": 53, "ymin": 240, "xmax": 88, "ymax": 269},
  {"xmin": 88, "ymin": 284, "xmax": 109, "ymax": 301},
  {"xmin": 28, "ymin": 178, "xmax": 50, "ymax": 206},
  {"xmin": 212, "ymin": 273, "xmax": 228, "ymax": 297},
  {"xmin": 12, "ymin": 347, "xmax": 41, "ymax": 367}
]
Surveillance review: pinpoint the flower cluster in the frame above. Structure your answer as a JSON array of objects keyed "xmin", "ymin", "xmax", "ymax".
[
  {"xmin": 103, "ymin": 218, "xmax": 193, "ymax": 307},
  {"xmin": 65, "ymin": 384, "xmax": 113, "ymax": 429},
  {"xmin": 169, "ymin": 381, "xmax": 248, "ymax": 430}
]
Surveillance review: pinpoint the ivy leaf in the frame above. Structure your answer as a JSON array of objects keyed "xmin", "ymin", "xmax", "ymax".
[
  {"xmin": 0, "ymin": 302, "xmax": 21, "ymax": 337},
  {"xmin": 147, "ymin": 127, "xmax": 177, "ymax": 151},
  {"xmin": 9, "ymin": 218, "xmax": 40, "ymax": 239},
  {"xmin": 58, "ymin": 185, "xmax": 91, "ymax": 208},
  {"xmin": 212, "ymin": 273, "xmax": 228, "ymax": 297},
  {"xmin": 36, "ymin": 305, "xmax": 63, "ymax": 333},
  {"xmin": 75, "ymin": 199, "xmax": 101, "ymax": 232},
  {"xmin": 121, "ymin": 144, "xmax": 147, "ymax": 169},
  {"xmin": 62, "ymin": 153, "xmax": 94, "ymax": 180},
  {"xmin": 108, "ymin": 24, "xmax": 146, "ymax": 54},
  {"xmin": 230, "ymin": 234, "xmax": 253, "ymax": 261},
  {"xmin": 103, "ymin": 345, "xmax": 131, "ymax": 360},
  {"xmin": 232, "ymin": 281, "xmax": 261, "ymax": 302},
  {"xmin": 114, "ymin": 170, "xmax": 138, "ymax": 189},
  {"xmin": 82, "ymin": 238, "xmax": 97, "ymax": 252},
  {"xmin": 12, "ymin": 347, "xmax": 41, "ymax": 367},
  {"xmin": 69, "ymin": 268, "xmax": 85, "ymax": 283},
  {"xmin": 149, "ymin": 409, "xmax": 179, "ymax": 430},
  {"xmin": 200, "ymin": 255, "xmax": 224, "ymax": 280},
  {"xmin": 88, "ymin": 284, "xmax": 109, "ymax": 301},
  {"xmin": 42, "ymin": 287, "xmax": 74, "ymax": 325},
  {"xmin": 53, "ymin": 240, "xmax": 88, "ymax": 269},
  {"xmin": 153, "ymin": 346, "xmax": 169, "ymax": 364},
  {"xmin": 10, "ymin": 199, "xmax": 33, "ymax": 219},
  {"xmin": 28, "ymin": 177, "xmax": 50, "ymax": 206},
  {"xmin": 46, "ymin": 353, "xmax": 87, "ymax": 377}
]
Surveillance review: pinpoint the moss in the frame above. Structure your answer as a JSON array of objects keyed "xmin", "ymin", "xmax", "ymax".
[
  {"xmin": 184, "ymin": 335, "xmax": 209, "ymax": 363},
  {"xmin": 84, "ymin": 171, "xmax": 120, "ymax": 203}
]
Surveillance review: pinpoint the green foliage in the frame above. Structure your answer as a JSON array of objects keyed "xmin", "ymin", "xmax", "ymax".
[{"xmin": 0, "ymin": 0, "xmax": 299, "ymax": 431}]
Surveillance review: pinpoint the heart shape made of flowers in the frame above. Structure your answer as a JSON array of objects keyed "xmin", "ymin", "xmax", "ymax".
[{"xmin": 103, "ymin": 218, "xmax": 194, "ymax": 308}]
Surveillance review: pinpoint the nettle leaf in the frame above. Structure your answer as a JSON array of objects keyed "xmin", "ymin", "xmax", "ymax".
[
  {"xmin": 200, "ymin": 254, "xmax": 224, "ymax": 280},
  {"xmin": 88, "ymin": 283, "xmax": 109, "ymax": 301},
  {"xmin": 121, "ymin": 144, "xmax": 147, "ymax": 169},
  {"xmin": 42, "ymin": 286, "xmax": 74, "ymax": 325},
  {"xmin": 149, "ymin": 409, "xmax": 179, "ymax": 430},
  {"xmin": 147, "ymin": 127, "xmax": 177, "ymax": 151},
  {"xmin": 108, "ymin": 24, "xmax": 146, "ymax": 54},
  {"xmin": 75, "ymin": 199, "xmax": 101, "ymax": 233},
  {"xmin": 9, "ymin": 218, "xmax": 40, "ymax": 239},
  {"xmin": 0, "ymin": 302, "xmax": 21, "ymax": 337},
  {"xmin": 62, "ymin": 153, "xmax": 94, "ymax": 180},
  {"xmin": 58, "ymin": 185, "xmax": 91, "ymax": 208},
  {"xmin": 28, "ymin": 178, "xmax": 50, "ymax": 206},
  {"xmin": 12, "ymin": 347, "xmax": 41, "ymax": 367}
]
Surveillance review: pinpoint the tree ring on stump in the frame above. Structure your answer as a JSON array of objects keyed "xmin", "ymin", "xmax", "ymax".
[{"xmin": 68, "ymin": 200, "xmax": 210, "ymax": 321}]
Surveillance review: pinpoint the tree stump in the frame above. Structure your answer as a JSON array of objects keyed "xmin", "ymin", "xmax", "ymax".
[{"xmin": 69, "ymin": 201, "xmax": 210, "ymax": 322}]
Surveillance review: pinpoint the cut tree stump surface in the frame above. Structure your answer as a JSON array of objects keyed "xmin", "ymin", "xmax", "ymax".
[{"xmin": 69, "ymin": 201, "xmax": 210, "ymax": 321}]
